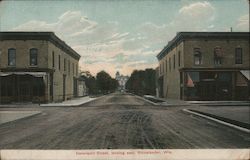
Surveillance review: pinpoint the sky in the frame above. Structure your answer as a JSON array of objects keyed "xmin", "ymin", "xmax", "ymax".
[{"xmin": 0, "ymin": 0, "xmax": 249, "ymax": 77}]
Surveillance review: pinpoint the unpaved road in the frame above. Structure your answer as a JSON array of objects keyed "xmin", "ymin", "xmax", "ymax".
[{"xmin": 0, "ymin": 93, "xmax": 249, "ymax": 149}]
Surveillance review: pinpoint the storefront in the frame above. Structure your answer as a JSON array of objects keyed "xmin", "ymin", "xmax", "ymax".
[
  {"xmin": 183, "ymin": 70, "xmax": 249, "ymax": 101},
  {"xmin": 0, "ymin": 72, "xmax": 48, "ymax": 103}
]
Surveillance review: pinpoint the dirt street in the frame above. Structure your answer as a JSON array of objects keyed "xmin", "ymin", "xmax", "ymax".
[{"xmin": 0, "ymin": 93, "xmax": 249, "ymax": 149}]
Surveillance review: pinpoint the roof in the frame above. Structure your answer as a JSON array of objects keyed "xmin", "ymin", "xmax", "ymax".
[
  {"xmin": 0, "ymin": 32, "xmax": 81, "ymax": 60},
  {"xmin": 157, "ymin": 32, "xmax": 250, "ymax": 61}
]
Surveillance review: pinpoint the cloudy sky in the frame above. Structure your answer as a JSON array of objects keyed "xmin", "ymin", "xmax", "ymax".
[{"xmin": 0, "ymin": 0, "xmax": 249, "ymax": 77}]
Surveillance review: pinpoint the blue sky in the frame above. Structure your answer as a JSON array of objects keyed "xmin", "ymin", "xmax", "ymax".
[{"xmin": 0, "ymin": 0, "xmax": 249, "ymax": 77}]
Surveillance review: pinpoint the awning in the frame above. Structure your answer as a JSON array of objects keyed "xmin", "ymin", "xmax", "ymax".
[
  {"xmin": 0, "ymin": 72, "xmax": 47, "ymax": 77},
  {"xmin": 240, "ymin": 70, "xmax": 250, "ymax": 80}
]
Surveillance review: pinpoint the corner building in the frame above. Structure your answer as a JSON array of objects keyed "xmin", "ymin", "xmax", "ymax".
[
  {"xmin": 0, "ymin": 32, "xmax": 81, "ymax": 103},
  {"xmin": 156, "ymin": 32, "xmax": 249, "ymax": 100}
]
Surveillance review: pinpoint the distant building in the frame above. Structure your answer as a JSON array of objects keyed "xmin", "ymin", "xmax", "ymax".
[
  {"xmin": 115, "ymin": 71, "xmax": 129, "ymax": 91},
  {"xmin": 0, "ymin": 32, "xmax": 81, "ymax": 103},
  {"xmin": 156, "ymin": 32, "xmax": 249, "ymax": 100},
  {"xmin": 78, "ymin": 76, "xmax": 88, "ymax": 97}
]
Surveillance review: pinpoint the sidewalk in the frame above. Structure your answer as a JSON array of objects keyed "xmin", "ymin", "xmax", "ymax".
[
  {"xmin": 183, "ymin": 106, "xmax": 250, "ymax": 132},
  {"xmin": 144, "ymin": 95, "xmax": 250, "ymax": 106},
  {"xmin": 40, "ymin": 96, "xmax": 97, "ymax": 107},
  {"xmin": 0, "ymin": 111, "xmax": 41, "ymax": 125}
]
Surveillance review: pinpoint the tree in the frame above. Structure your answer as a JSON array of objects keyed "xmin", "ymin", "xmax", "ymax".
[
  {"xmin": 96, "ymin": 70, "xmax": 118, "ymax": 94},
  {"xmin": 79, "ymin": 71, "xmax": 98, "ymax": 95},
  {"xmin": 126, "ymin": 68, "xmax": 156, "ymax": 96}
]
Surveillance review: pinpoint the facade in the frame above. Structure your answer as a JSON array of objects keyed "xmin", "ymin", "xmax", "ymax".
[
  {"xmin": 115, "ymin": 71, "xmax": 129, "ymax": 91},
  {"xmin": 156, "ymin": 32, "xmax": 250, "ymax": 101},
  {"xmin": 0, "ymin": 32, "xmax": 81, "ymax": 103}
]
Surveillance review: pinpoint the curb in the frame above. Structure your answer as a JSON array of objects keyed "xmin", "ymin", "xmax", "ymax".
[
  {"xmin": 182, "ymin": 109, "xmax": 250, "ymax": 133},
  {"xmin": 40, "ymin": 98, "xmax": 99, "ymax": 107},
  {"xmin": 129, "ymin": 93, "xmax": 158, "ymax": 105}
]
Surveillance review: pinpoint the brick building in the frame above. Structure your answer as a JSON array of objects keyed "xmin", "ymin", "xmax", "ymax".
[
  {"xmin": 0, "ymin": 32, "xmax": 81, "ymax": 103},
  {"xmin": 156, "ymin": 32, "xmax": 249, "ymax": 100}
]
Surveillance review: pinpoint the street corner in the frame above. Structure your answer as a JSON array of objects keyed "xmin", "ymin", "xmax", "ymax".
[{"xmin": 0, "ymin": 110, "xmax": 42, "ymax": 125}]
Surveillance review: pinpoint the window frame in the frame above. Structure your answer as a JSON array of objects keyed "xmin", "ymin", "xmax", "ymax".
[
  {"xmin": 193, "ymin": 48, "xmax": 202, "ymax": 65},
  {"xmin": 52, "ymin": 51, "xmax": 55, "ymax": 68},
  {"xmin": 235, "ymin": 48, "xmax": 243, "ymax": 64},
  {"xmin": 8, "ymin": 48, "xmax": 16, "ymax": 66},
  {"xmin": 29, "ymin": 48, "xmax": 38, "ymax": 66},
  {"xmin": 58, "ymin": 54, "xmax": 61, "ymax": 70}
]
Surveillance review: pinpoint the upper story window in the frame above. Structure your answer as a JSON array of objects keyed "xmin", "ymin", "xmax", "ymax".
[
  {"xmin": 173, "ymin": 54, "xmax": 176, "ymax": 69},
  {"xmin": 52, "ymin": 51, "xmax": 55, "ymax": 68},
  {"xmin": 214, "ymin": 46, "xmax": 223, "ymax": 65},
  {"xmin": 165, "ymin": 59, "xmax": 168, "ymax": 73},
  {"xmin": 68, "ymin": 60, "xmax": 70, "ymax": 74},
  {"xmin": 30, "ymin": 48, "xmax": 38, "ymax": 66},
  {"xmin": 64, "ymin": 58, "xmax": 66, "ymax": 71},
  {"xmin": 235, "ymin": 48, "xmax": 242, "ymax": 64},
  {"xmin": 169, "ymin": 57, "xmax": 171, "ymax": 71},
  {"xmin": 58, "ymin": 55, "xmax": 61, "ymax": 70},
  {"xmin": 178, "ymin": 51, "xmax": 181, "ymax": 67},
  {"xmin": 8, "ymin": 48, "xmax": 16, "ymax": 66},
  {"xmin": 193, "ymin": 48, "xmax": 202, "ymax": 65},
  {"xmin": 76, "ymin": 64, "xmax": 78, "ymax": 75}
]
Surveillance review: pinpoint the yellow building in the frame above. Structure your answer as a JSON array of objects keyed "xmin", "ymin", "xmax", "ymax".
[
  {"xmin": 0, "ymin": 32, "xmax": 81, "ymax": 103},
  {"xmin": 156, "ymin": 32, "xmax": 249, "ymax": 100}
]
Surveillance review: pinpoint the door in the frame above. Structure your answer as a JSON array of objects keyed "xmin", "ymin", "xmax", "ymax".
[{"xmin": 199, "ymin": 81, "xmax": 216, "ymax": 100}]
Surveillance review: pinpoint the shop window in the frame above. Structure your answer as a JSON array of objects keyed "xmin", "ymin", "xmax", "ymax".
[
  {"xmin": 217, "ymin": 72, "xmax": 231, "ymax": 82},
  {"xmin": 193, "ymin": 48, "xmax": 202, "ymax": 65},
  {"xmin": 235, "ymin": 48, "xmax": 242, "ymax": 64},
  {"xmin": 33, "ymin": 77, "xmax": 45, "ymax": 96},
  {"xmin": 214, "ymin": 47, "xmax": 223, "ymax": 65},
  {"xmin": 30, "ymin": 48, "xmax": 38, "ymax": 66},
  {"xmin": 8, "ymin": 48, "xmax": 16, "ymax": 66}
]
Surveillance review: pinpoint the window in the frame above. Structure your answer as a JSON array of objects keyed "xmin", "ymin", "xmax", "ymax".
[
  {"xmin": 194, "ymin": 48, "xmax": 202, "ymax": 65},
  {"xmin": 173, "ymin": 54, "xmax": 176, "ymax": 69},
  {"xmin": 8, "ymin": 48, "xmax": 16, "ymax": 66},
  {"xmin": 162, "ymin": 61, "xmax": 164, "ymax": 73},
  {"xmin": 178, "ymin": 51, "xmax": 181, "ymax": 67},
  {"xmin": 76, "ymin": 64, "xmax": 78, "ymax": 75},
  {"xmin": 58, "ymin": 55, "xmax": 61, "ymax": 70},
  {"xmin": 30, "ymin": 48, "xmax": 38, "ymax": 66},
  {"xmin": 64, "ymin": 58, "xmax": 66, "ymax": 71},
  {"xmin": 72, "ymin": 63, "xmax": 74, "ymax": 75},
  {"xmin": 235, "ymin": 48, "xmax": 242, "ymax": 64},
  {"xmin": 52, "ymin": 51, "xmax": 55, "ymax": 67},
  {"xmin": 165, "ymin": 60, "xmax": 168, "ymax": 72},
  {"xmin": 214, "ymin": 47, "xmax": 222, "ymax": 65},
  {"xmin": 68, "ymin": 60, "xmax": 70, "ymax": 74},
  {"xmin": 169, "ymin": 57, "xmax": 171, "ymax": 71}
]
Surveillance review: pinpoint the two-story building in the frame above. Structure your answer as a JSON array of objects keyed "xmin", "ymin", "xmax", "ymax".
[
  {"xmin": 156, "ymin": 32, "xmax": 249, "ymax": 101},
  {"xmin": 0, "ymin": 32, "xmax": 81, "ymax": 103}
]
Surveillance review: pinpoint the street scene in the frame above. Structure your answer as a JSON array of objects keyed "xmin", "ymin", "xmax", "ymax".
[
  {"xmin": 0, "ymin": 0, "xmax": 250, "ymax": 159},
  {"xmin": 0, "ymin": 93, "xmax": 249, "ymax": 149}
]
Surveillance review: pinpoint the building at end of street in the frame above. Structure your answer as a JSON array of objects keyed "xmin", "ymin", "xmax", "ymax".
[{"xmin": 156, "ymin": 32, "xmax": 250, "ymax": 101}]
